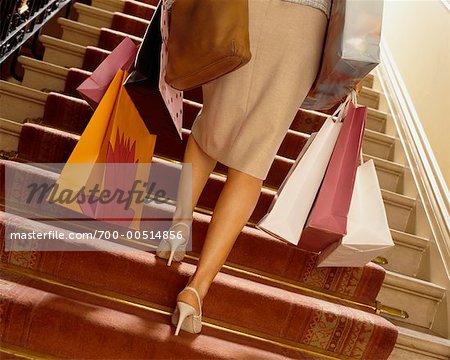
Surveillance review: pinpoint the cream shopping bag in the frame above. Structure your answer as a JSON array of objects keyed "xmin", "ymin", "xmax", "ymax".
[
  {"xmin": 317, "ymin": 159, "xmax": 394, "ymax": 267},
  {"xmin": 257, "ymin": 98, "xmax": 350, "ymax": 245}
]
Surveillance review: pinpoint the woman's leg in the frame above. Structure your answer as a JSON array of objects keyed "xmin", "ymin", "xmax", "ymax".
[
  {"xmin": 171, "ymin": 134, "xmax": 217, "ymax": 238},
  {"xmin": 177, "ymin": 167, "xmax": 263, "ymax": 311}
]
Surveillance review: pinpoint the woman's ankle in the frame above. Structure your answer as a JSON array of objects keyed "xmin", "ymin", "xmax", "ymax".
[
  {"xmin": 186, "ymin": 276, "xmax": 209, "ymax": 301},
  {"xmin": 170, "ymin": 221, "xmax": 191, "ymax": 240}
]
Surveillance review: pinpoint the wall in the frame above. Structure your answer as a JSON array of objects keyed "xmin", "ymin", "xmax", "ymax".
[{"xmin": 380, "ymin": 0, "xmax": 450, "ymax": 187}]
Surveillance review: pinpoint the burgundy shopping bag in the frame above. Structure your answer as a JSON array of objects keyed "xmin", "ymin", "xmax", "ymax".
[
  {"xmin": 298, "ymin": 100, "xmax": 367, "ymax": 253},
  {"xmin": 77, "ymin": 37, "xmax": 138, "ymax": 109}
]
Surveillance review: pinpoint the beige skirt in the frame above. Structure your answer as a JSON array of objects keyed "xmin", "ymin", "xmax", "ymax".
[{"xmin": 190, "ymin": 0, "xmax": 328, "ymax": 180}]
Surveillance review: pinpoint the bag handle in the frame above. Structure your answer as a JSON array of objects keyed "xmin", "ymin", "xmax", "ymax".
[
  {"xmin": 352, "ymin": 89, "xmax": 365, "ymax": 165},
  {"xmin": 332, "ymin": 93, "xmax": 351, "ymax": 123},
  {"xmin": 351, "ymin": 88, "xmax": 358, "ymax": 106},
  {"xmin": 332, "ymin": 86, "xmax": 360, "ymax": 123}
]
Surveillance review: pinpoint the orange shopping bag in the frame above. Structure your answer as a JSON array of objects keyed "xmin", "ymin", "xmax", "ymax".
[{"xmin": 50, "ymin": 69, "xmax": 157, "ymax": 230}]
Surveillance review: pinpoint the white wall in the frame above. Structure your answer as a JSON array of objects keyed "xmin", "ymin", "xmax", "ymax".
[{"xmin": 381, "ymin": 0, "xmax": 450, "ymax": 187}]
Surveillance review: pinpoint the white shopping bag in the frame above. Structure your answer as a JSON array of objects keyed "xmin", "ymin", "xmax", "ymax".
[
  {"xmin": 256, "ymin": 98, "xmax": 350, "ymax": 245},
  {"xmin": 317, "ymin": 159, "xmax": 394, "ymax": 267}
]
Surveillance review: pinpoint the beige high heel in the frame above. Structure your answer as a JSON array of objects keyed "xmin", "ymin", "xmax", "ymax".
[
  {"xmin": 156, "ymin": 222, "xmax": 190, "ymax": 266},
  {"xmin": 171, "ymin": 286, "xmax": 202, "ymax": 335}
]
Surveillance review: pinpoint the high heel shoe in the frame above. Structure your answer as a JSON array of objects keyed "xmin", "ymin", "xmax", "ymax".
[
  {"xmin": 171, "ymin": 286, "xmax": 202, "ymax": 335},
  {"xmin": 156, "ymin": 222, "xmax": 190, "ymax": 266}
]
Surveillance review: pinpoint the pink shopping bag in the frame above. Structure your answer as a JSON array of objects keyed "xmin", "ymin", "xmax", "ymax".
[
  {"xmin": 124, "ymin": 0, "xmax": 183, "ymax": 139},
  {"xmin": 159, "ymin": 0, "xmax": 183, "ymax": 138},
  {"xmin": 298, "ymin": 99, "xmax": 367, "ymax": 253},
  {"xmin": 77, "ymin": 37, "xmax": 138, "ymax": 109}
]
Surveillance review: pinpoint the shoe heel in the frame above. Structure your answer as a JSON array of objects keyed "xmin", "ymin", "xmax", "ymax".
[
  {"xmin": 174, "ymin": 301, "xmax": 196, "ymax": 336},
  {"xmin": 167, "ymin": 236, "xmax": 187, "ymax": 266}
]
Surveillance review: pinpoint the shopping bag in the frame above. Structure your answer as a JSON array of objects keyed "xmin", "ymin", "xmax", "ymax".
[
  {"xmin": 256, "ymin": 98, "xmax": 349, "ymax": 245},
  {"xmin": 124, "ymin": 0, "xmax": 183, "ymax": 139},
  {"xmin": 317, "ymin": 159, "xmax": 394, "ymax": 267},
  {"xmin": 50, "ymin": 69, "xmax": 157, "ymax": 230},
  {"xmin": 302, "ymin": 0, "xmax": 383, "ymax": 111},
  {"xmin": 77, "ymin": 37, "xmax": 138, "ymax": 109},
  {"xmin": 298, "ymin": 95, "xmax": 366, "ymax": 253}
]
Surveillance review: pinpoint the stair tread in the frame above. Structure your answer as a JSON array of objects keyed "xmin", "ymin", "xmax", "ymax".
[
  {"xmin": 363, "ymin": 153, "xmax": 405, "ymax": 173},
  {"xmin": 14, "ymin": 120, "xmax": 418, "ymax": 232},
  {"xmin": 0, "ymin": 212, "xmax": 398, "ymax": 359},
  {"xmin": 39, "ymin": 34, "xmax": 87, "ymax": 53},
  {"xmin": 58, "ymin": 17, "xmax": 143, "ymax": 42},
  {"xmin": 383, "ymin": 270, "xmax": 446, "ymax": 298},
  {"xmin": 390, "ymin": 228, "xmax": 429, "ymax": 249},
  {"xmin": 0, "ymin": 271, "xmax": 311, "ymax": 360},
  {"xmin": 393, "ymin": 322, "xmax": 450, "ymax": 358},
  {"xmin": 0, "ymin": 78, "xmax": 409, "ymax": 195},
  {"xmin": 381, "ymin": 188, "xmax": 416, "ymax": 207},
  {"xmin": 364, "ymin": 127, "xmax": 396, "ymax": 144},
  {"xmin": 0, "ymin": 161, "xmax": 385, "ymax": 304},
  {"xmin": 18, "ymin": 55, "xmax": 69, "ymax": 77}
]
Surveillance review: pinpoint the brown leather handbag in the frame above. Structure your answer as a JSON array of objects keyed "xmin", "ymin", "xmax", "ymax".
[{"xmin": 165, "ymin": 0, "xmax": 252, "ymax": 91}]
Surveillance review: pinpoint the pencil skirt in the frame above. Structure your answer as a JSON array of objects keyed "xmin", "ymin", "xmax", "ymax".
[{"xmin": 190, "ymin": 0, "xmax": 328, "ymax": 180}]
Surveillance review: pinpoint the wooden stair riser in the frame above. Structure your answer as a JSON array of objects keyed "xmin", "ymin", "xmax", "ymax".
[
  {"xmin": 363, "ymin": 129, "xmax": 396, "ymax": 161},
  {"xmin": 0, "ymin": 119, "xmax": 22, "ymax": 152},
  {"xmin": 377, "ymin": 282, "xmax": 443, "ymax": 330},
  {"xmin": 0, "ymin": 83, "xmax": 46, "ymax": 124},
  {"xmin": 74, "ymin": 2, "xmax": 115, "ymax": 29},
  {"xmin": 91, "ymin": 0, "xmax": 158, "ymax": 18},
  {"xmin": 40, "ymin": 35, "xmax": 87, "ymax": 68},
  {"xmin": 384, "ymin": 230, "xmax": 429, "ymax": 277},
  {"xmin": 366, "ymin": 108, "xmax": 388, "ymax": 134},
  {"xmin": 74, "ymin": 3, "xmax": 150, "ymax": 39},
  {"xmin": 58, "ymin": 17, "xmax": 102, "ymax": 47},
  {"xmin": 19, "ymin": 56, "xmax": 69, "ymax": 93}
]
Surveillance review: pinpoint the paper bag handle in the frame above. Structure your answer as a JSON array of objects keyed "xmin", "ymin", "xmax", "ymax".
[{"xmin": 332, "ymin": 93, "xmax": 351, "ymax": 123}]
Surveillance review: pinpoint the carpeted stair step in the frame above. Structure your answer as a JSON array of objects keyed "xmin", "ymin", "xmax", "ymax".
[
  {"xmin": 82, "ymin": 45, "xmax": 111, "ymax": 70},
  {"xmin": 63, "ymin": 67, "xmax": 93, "ymax": 97},
  {"xmin": 57, "ymin": 17, "xmax": 142, "ymax": 50},
  {"xmin": 60, "ymin": 65, "xmax": 328, "ymax": 136},
  {"xmin": 0, "ymin": 76, "xmax": 295, "ymax": 190},
  {"xmin": 17, "ymin": 123, "xmax": 79, "ymax": 164},
  {"xmin": 0, "ymin": 270, "xmax": 312, "ymax": 360},
  {"xmin": 97, "ymin": 27, "xmax": 141, "ymax": 50},
  {"xmin": 73, "ymin": 2, "xmax": 150, "ymax": 37},
  {"xmin": 0, "ymin": 214, "xmax": 398, "ymax": 359},
  {"xmin": 42, "ymin": 92, "xmax": 93, "ymax": 134},
  {"xmin": 0, "ymin": 162, "xmax": 385, "ymax": 305},
  {"xmin": 20, "ymin": 56, "xmax": 387, "ymax": 160},
  {"xmin": 3, "ymin": 83, "xmax": 306, "ymax": 189},
  {"xmin": 15, "ymin": 122, "xmax": 416, "ymax": 234},
  {"xmin": 39, "ymin": 90, "xmax": 310, "ymax": 161},
  {"xmin": 109, "ymin": 10, "xmax": 149, "ymax": 38},
  {"xmin": 91, "ymin": 0, "xmax": 157, "ymax": 20}
]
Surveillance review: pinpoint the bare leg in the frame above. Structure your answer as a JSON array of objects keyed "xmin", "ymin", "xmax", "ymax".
[
  {"xmin": 158, "ymin": 134, "xmax": 216, "ymax": 259},
  {"xmin": 177, "ymin": 167, "xmax": 263, "ymax": 312}
]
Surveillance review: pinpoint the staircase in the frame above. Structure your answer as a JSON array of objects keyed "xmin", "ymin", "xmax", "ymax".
[{"xmin": 0, "ymin": 1, "xmax": 449, "ymax": 359}]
